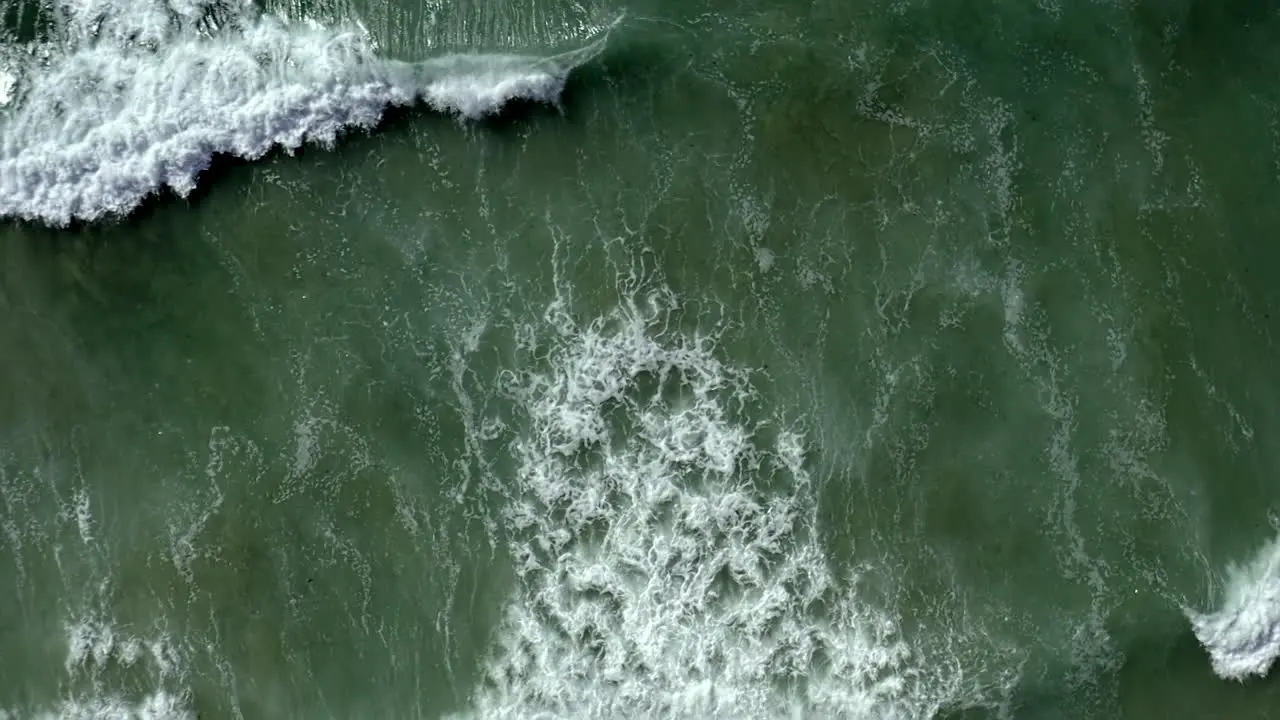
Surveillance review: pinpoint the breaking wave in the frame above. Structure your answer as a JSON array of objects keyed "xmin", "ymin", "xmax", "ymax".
[
  {"xmin": 0, "ymin": 0, "xmax": 616, "ymax": 227},
  {"xmin": 1188, "ymin": 533, "xmax": 1280, "ymax": 682}
]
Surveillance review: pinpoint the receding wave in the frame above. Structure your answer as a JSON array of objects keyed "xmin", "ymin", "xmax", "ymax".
[{"xmin": 0, "ymin": 0, "xmax": 617, "ymax": 227}]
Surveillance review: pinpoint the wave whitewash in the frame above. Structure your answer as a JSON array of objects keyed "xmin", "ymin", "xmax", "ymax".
[{"xmin": 0, "ymin": 0, "xmax": 615, "ymax": 226}]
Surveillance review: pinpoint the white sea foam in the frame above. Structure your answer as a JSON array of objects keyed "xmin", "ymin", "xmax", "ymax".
[
  {"xmin": 0, "ymin": 68, "xmax": 15, "ymax": 107},
  {"xmin": 1188, "ymin": 533, "xmax": 1280, "ymax": 681},
  {"xmin": 0, "ymin": 0, "xmax": 613, "ymax": 227},
  {"xmin": 0, "ymin": 617, "xmax": 194, "ymax": 719},
  {"xmin": 451, "ymin": 287, "xmax": 986, "ymax": 719}
]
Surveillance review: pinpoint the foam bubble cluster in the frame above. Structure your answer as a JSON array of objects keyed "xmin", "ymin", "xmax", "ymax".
[
  {"xmin": 0, "ymin": 0, "xmax": 611, "ymax": 226},
  {"xmin": 1188, "ymin": 533, "xmax": 1280, "ymax": 681},
  {"xmin": 451, "ymin": 288, "xmax": 979, "ymax": 719}
]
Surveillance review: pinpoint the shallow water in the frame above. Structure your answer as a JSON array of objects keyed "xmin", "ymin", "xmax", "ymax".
[{"xmin": 4, "ymin": 0, "xmax": 1280, "ymax": 718}]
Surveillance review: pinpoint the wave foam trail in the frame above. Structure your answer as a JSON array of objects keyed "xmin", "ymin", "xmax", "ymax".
[
  {"xmin": 1188, "ymin": 533, "xmax": 1280, "ymax": 681},
  {"xmin": 453, "ymin": 288, "xmax": 979, "ymax": 719},
  {"xmin": 0, "ymin": 0, "xmax": 615, "ymax": 227}
]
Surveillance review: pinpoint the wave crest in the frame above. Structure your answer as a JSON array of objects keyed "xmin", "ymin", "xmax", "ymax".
[
  {"xmin": 1188, "ymin": 533, "xmax": 1280, "ymax": 681},
  {"xmin": 0, "ymin": 2, "xmax": 614, "ymax": 227}
]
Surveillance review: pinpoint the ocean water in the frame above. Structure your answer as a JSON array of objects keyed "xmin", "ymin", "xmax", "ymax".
[{"xmin": 3, "ymin": 0, "xmax": 1280, "ymax": 717}]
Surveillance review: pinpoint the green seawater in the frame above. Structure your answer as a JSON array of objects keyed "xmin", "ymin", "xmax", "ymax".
[{"xmin": 4, "ymin": 0, "xmax": 1280, "ymax": 717}]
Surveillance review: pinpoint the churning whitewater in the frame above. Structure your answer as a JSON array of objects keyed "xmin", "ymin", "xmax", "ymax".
[
  {"xmin": 446, "ymin": 278, "xmax": 1013, "ymax": 719},
  {"xmin": 0, "ymin": 0, "xmax": 614, "ymax": 227},
  {"xmin": 1187, "ymin": 533, "xmax": 1280, "ymax": 682}
]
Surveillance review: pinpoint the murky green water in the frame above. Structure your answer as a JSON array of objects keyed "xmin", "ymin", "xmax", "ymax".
[{"xmin": 4, "ymin": 0, "xmax": 1280, "ymax": 717}]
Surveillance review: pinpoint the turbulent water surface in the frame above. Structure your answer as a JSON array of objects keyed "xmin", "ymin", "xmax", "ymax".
[{"xmin": 4, "ymin": 0, "xmax": 1280, "ymax": 717}]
